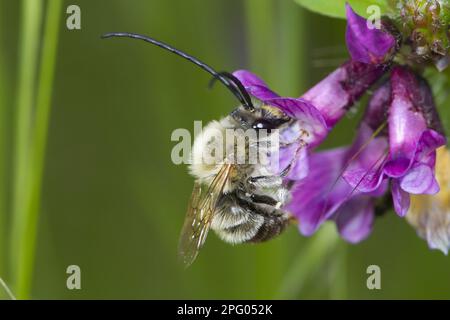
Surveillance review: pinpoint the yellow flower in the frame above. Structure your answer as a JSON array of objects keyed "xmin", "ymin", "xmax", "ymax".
[{"xmin": 407, "ymin": 146, "xmax": 450, "ymax": 254}]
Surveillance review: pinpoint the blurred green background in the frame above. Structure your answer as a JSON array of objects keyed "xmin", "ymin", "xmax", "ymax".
[{"xmin": 0, "ymin": 0, "xmax": 449, "ymax": 299}]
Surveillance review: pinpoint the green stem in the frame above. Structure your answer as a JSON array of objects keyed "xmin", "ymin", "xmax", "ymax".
[
  {"xmin": 10, "ymin": 0, "xmax": 44, "ymax": 291},
  {"xmin": 244, "ymin": 0, "xmax": 277, "ymax": 80},
  {"xmin": 0, "ymin": 277, "xmax": 16, "ymax": 300},
  {"xmin": 0, "ymin": 8, "xmax": 8, "ymax": 280},
  {"xmin": 12, "ymin": 0, "xmax": 62, "ymax": 299},
  {"xmin": 329, "ymin": 241, "xmax": 347, "ymax": 299},
  {"xmin": 275, "ymin": 224, "xmax": 339, "ymax": 299},
  {"xmin": 277, "ymin": 1, "xmax": 307, "ymax": 95}
]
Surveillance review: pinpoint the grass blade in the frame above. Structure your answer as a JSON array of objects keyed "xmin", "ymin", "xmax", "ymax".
[
  {"xmin": 0, "ymin": 2, "xmax": 9, "ymax": 281},
  {"xmin": 10, "ymin": 0, "xmax": 44, "ymax": 293},
  {"xmin": 0, "ymin": 277, "xmax": 16, "ymax": 300},
  {"xmin": 11, "ymin": 0, "xmax": 62, "ymax": 299}
]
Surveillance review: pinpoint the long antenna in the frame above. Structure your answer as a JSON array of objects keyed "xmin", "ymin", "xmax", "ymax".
[{"xmin": 101, "ymin": 32, "xmax": 254, "ymax": 110}]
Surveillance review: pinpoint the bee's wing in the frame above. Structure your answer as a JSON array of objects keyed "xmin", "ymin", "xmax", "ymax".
[{"xmin": 178, "ymin": 164, "xmax": 233, "ymax": 267}]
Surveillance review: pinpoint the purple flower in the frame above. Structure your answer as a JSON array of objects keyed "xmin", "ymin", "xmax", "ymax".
[
  {"xmin": 286, "ymin": 146, "xmax": 384, "ymax": 243},
  {"xmin": 344, "ymin": 66, "xmax": 447, "ymax": 217},
  {"xmin": 301, "ymin": 60, "xmax": 386, "ymax": 127},
  {"xmin": 345, "ymin": 3, "xmax": 396, "ymax": 64},
  {"xmin": 235, "ymin": 60, "xmax": 387, "ymax": 132},
  {"xmin": 231, "ymin": 3, "xmax": 447, "ymax": 249},
  {"xmin": 299, "ymin": 3, "xmax": 394, "ymax": 128},
  {"xmin": 287, "ymin": 84, "xmax": 390, "ymax": 242}
]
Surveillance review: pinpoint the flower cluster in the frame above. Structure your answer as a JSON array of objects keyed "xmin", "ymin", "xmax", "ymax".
[
  {"xmin": 233, "ymin": 4, "xmax": 448, "ymax": 252},
  {"xmin": 397, "ymin": 0, "xmax": 450, "ymax": 71}
]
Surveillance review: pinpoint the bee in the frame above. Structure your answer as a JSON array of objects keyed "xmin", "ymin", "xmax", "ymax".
[{"xmin": 102, "ymin": 33, "xmax": 296, "ymax": 266}]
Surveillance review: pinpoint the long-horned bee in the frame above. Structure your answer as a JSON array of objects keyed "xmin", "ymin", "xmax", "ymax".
[{"xmin": 102, "ymin": 33, "xmax": 296, "ymax": 266}]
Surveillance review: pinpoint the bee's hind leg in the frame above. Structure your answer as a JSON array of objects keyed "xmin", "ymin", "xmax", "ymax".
[
  {"xmin": 235, "ymin": 187, "xmax": 288, "ymax": 211},
  {"xmin": 246, "ymin": 175, "xmax": 290, "ymax": 207},
  {"xmin": 235, "ymin": 188, "xmax": 274, "ymax": 207}
]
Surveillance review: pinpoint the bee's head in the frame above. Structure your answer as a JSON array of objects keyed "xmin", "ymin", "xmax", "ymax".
[{"xmin": 231, "ymin": 102, "xmax": 290, "ymax": 131}]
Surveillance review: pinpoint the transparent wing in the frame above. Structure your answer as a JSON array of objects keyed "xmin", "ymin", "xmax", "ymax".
[{"xmin": 177, "ymin": 164, "xmax": 233, "ymax": 267}]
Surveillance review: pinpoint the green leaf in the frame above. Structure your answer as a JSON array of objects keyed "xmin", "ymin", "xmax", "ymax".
[{"xmin": 294, "ymin": 0, "xmax": 392, "ymax": 19}]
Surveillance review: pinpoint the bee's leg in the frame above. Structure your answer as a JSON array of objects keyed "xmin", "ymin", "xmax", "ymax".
[
  {"xmin": 247, "ymin": 175, "xmax": 283, "ymax": 188},
  {"xmin": 279, "ymin": 128, "xmax": 310, "ymax": 148},
  {"xmin": 249, "ymin": 193, "xmax": 279, "ymax": 206},
  {"xmin": 235, "ymin": 188, "xmax": 271, "ymax": 208},
  {"xmin": 277, "ymin": 130, "xmax": 310, "ymax": 177},
  {"xmin": 236, "ymin": 188, "xmax": 286, "ymax": 209},
  {"xmin": 246, "ymin": 175, "xmax": 290, "ymax": 206}
]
